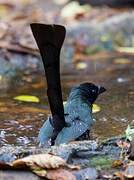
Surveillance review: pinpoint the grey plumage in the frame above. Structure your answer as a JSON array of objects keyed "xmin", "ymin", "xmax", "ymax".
[{"xmin": 38, "ymin": 83, "xmax": 106, "ymax": 146}]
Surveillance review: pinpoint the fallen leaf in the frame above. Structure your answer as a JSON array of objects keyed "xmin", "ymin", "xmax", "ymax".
[
  {"xmin": 46, "ymin": 168, "xmax": 76, "ymax": 180},
  {"xmin": 76, "ymin": 62, "xmax": 87, "ymax": 70},
  {"xmin": 0, "ymin": 153, "xmax": 78, "ymax": 179},
  {"xmin": 0, "ymin": 162, "xmax": 12, "ymax": 170},
  {"xmin": 93, "ymin": 104, "xmax": 101, "ymax": 113},
  {"xmin": 116, "ymin": 47, "xmax": 134, "ymax": 54},
  {"xmin": 12, "ymin": 154, "xmax": 66, "ymax": 169},
  {"xmin": 113, "ymin": 172, "xmax": 125, "ymax": 180},
  {"xmin": 129, "ymin": 92, "xmax": 134, "ymax": 96},
  {"xmin": 14, "ymin": 95, "xmax": 40, "ymax": 103},
  {"xmin": 112, "ymin": 160, "xmax": 123, "ymax": 168},
  {"xmin": 114, "ymin": 58, "xmax": 131, "ymax": 64}
]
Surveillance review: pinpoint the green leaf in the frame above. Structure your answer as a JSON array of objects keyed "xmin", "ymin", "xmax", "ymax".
[
  {"xmin": 93, "ymin": 104, "xmax": 101, "ymax": 113},
  {"xmin": 14, "ymin": 95, "xmax": 40, "ymax": 103}
]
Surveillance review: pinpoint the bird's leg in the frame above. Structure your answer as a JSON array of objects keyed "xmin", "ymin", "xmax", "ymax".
[{"xmin": 30, "ymin": 24, "xmax": 66, "ymax": 143}]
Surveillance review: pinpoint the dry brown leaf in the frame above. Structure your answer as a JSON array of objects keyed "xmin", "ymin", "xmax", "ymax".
[
  {"xmin": 0, "ymin": 153, "xmax": 78, "ymax": 179},
  {"xmin": 112, "ymin": 160, "xmax": 123, "ymax": 168},
  {"xmin": 12, "ymin": 154, "xmax": 66, "ymax": 169},
  {"xmin": 0, "ymin": 162, "xmax": 12, "ymax": 170},
  {"xmin": 114, "ymin": 58, "xmax": 131, "ymax": 64},
  {"xmin": 113, "ymin": 172, "xmax": 125, "ymax": 180},
  {"xmin": 46, "ymin": 168, "xmax": 76, "ymax": 180}
]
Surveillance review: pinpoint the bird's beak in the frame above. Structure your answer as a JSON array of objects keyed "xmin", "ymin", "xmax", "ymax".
[{"xmin": 98, "ymin": 86, "xmax": 106, "ymax": 94}]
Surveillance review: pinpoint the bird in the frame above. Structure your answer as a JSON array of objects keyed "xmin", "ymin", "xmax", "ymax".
[
  {"xmin": 38, "ymin": 82, "xmax": 106, "ymax": 146},
  {"xmin": 30, "ymin": 23, "xmax": 106, "ymax": 146}
]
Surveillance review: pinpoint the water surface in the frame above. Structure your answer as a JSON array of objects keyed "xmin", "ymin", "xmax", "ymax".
[{"xmin": 0, "ymin": 57, "xmax": 134, "ymax": 147}]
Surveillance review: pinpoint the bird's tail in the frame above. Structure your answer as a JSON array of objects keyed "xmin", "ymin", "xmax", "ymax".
[{"xmin": 30, "ymin": 23, "xmax": 66, "ymax": 140}]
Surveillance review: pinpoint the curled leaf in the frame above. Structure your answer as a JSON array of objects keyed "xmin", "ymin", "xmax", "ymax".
[
  {"xmin": 12, "ymin": 154, "xmax": 66, "ymax": 170},
  {"xmin": 0, "ymin": 153, "xmax": 78, "ymax": 178},
  {"xmin": 14, "ymin": 95, "xmax": 40, "ymax": 103}
]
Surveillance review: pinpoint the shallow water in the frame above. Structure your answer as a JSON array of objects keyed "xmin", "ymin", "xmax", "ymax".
[{"xmin": 0, "ymin": 56, "xmax": 134, "ymax": 147}]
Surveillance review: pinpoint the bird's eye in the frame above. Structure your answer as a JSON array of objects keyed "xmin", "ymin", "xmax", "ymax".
[{"xmin": 92, "ymin": 89, "xmax": 95, "ymax": 93}]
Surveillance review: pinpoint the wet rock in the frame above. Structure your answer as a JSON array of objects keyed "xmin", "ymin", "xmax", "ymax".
[
  {"xmin": 0, "ymin": 145, "xmax": 21, "ymax": 163},
  {"xmin": 71, "ymin": 158, "xmax": 90, "ymax": 167},
  {"xmin": 124, "ymin": 162, "xmax": 134, "ymax": 179},
  {"xmin": 0, "ymin": 140, "xmax": 98, "ymax": 163},
  {"xmin": 0, "ymin": 154, "xmax": 16, "ymax": 163},
  {"xmin": 74, "ymin": 167, "xmax": 98, "ymax": 180},
  {"xmin": 128, "ymin": 137, "xmax": 134, "ymax": 160},
  {"xmin": 75, "ymin": 150, "xmax": 106, "ymax": 158}
]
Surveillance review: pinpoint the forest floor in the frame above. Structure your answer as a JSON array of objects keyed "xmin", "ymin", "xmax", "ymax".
[{"xmin": 0, "ymin": 0, "xmax": 134, "ymax": 179}]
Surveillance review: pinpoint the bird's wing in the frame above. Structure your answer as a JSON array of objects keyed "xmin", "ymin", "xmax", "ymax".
[
  {"xmin": 55, "ymin": 120, "xmax": 89, "ymax": 145},
  {"xmin": 55, "ymin": 103, "xmax": 93, "ymax": 145}
]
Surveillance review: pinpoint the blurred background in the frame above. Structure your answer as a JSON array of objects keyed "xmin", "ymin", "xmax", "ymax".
[{"xmin": 0, "ymin": 0, "xmax": 134, "ymax": 147}]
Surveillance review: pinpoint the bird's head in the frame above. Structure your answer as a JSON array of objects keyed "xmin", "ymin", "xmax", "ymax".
[{"xmin": 78, "ymin": 82, "xmax": 106, "ymax": 104}]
